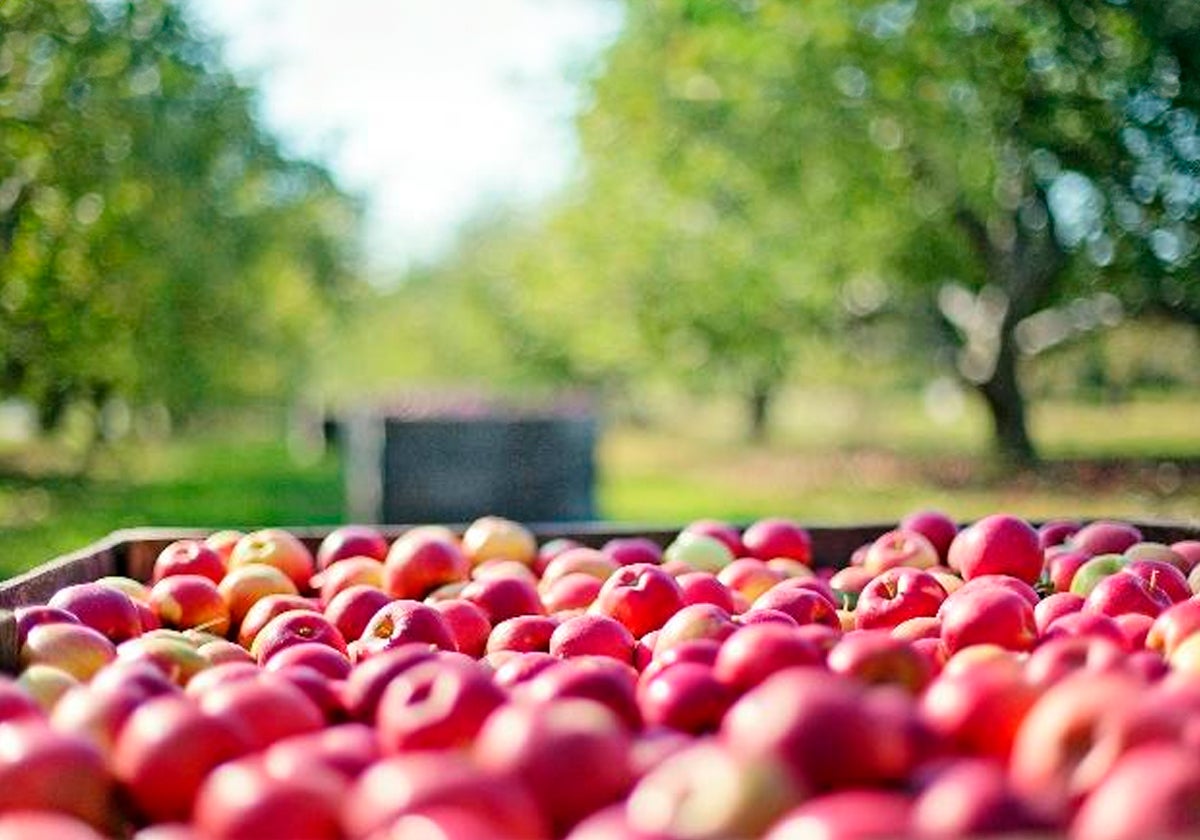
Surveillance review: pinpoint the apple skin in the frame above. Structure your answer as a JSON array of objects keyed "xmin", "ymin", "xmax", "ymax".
[
  {"xmin": 536, "ymin": 538, "xmax": 583, "ymax": 575},
  {"xmin": 1113, "ymin": 612, "xmax": 1154, "ymax": 649},
  {"xmin": 384, "ymin": 532, "xmax": 470, "ymax": 600},
  {"xmin": 751, "ymin": 586, "xmax": 840, "ymax": 629},
  {"xmin": 354, "ymin": 600, "xmax": 457, "ymax": 660},
  {"xmin": 377, "ymin": 657, "xmax": 507, "ymax": 752},
  {"xmin": 429, "ymin": 598, "xmax": 492, "ymax": 659},
  {"xmin": 486, "ymin": 615, "xmax": 558, "ymax": 655},
  {"xmin": 342, "ymin": 644, "xmax": 439, "ymax": 723},
  {"xmin": 720, "ymin": 559, "xmax": 788, "ymax": 602},
  {"xmin": 344, "ymin": 751, "xmax": 550, "ymax": 840},
  {"xmin": 152, "ymin": 539, "xmax": 226, "ymax": 584},
  {"xmin": 1023, "ymin": 635, "xmax": 1126, "ymax": 690},
  {"xmin": 602, "ymin": 537, "xmax": 664, "ymax": 567},
  {"xmin": 236, "ymin": 593, "xmax": 318, "ymax": 649},
  {"xmin": 675, "ymin": 572, "xmax": 737, "ymax": 614},
  {"xmin": 228, "ymin": 528, "xmax": 316, "ymax": 591},
  {"xmin": 742, "ymin": 518, "xmax": 813, "ymax": 565},
  {"xmin": 48, "ymin": 583, "xmax": 142, "ymax": 644},
  {"xmin": 311, "ymin": 557, "xmax": 383, "ymax": 605},
  {"xmin": 1171, "ymin": 540, "xmax": 1200, "ymax": 573},
  {"xmin": 323, "ymin": 585, "xmax": 392, "ymax": 646},
  {"xmin": 540, "ymin": 548, "xmax": 619, "ymax": 591},
  {"xmin": 1038, "ymin": 519, "xmax": 1082, "ymax": 550},
  {"xmin": 493, "ymin": 652, "xmax": 560, "ymax": 689},
  {"xmin": 113, "ymin": 694, "xmax": 252, "ymax": 824},
  {"xmin": 683, "ymin": 519, "xmax": 747, "ymax": 558},
  {"xmin": 947, "ymin": 514, "xmax": 1042, "ymax": 584},
  {"xmin": 148, "ymin": 575, "xmax": 230, "ymax": 637},
  {"xmin": 1071, "ymin": 520, "xmax": 1143, "ymax": 556},
  {"xmin": 1148, "ymin": 596, "xmax": 1200, "ymax": 658},
  {"xmin": 1069, "ymin": 553, "xmax": 1126, "ymax": 597},
  {"xmin": 262, "ymin": 641, "xmax": 352, "ymax": 679},
  {"xmin": 856, "ymin": 567, "xmax": 947, "ymax": 630},
  {"xmin": 827, "ymin": 631, "xmax": 933, "ymax": 694},
  {"xmin": 316, "ymin": 524, "xmax": 389, "ymax": 570},
  {"xmin": 543, "ymin": 573, "xmax": 604, "ymax": 613},
  {"xmin": 625, "ymin": 741, "xmax": 800, "ymax": 840},
  {"xmin": 205, "ymin": 530, "xmax": 245, "ymax": 564},
  {"xmin": 0, "ymin": 721, "xmax": 113, "ymax": 833},
  {"xmin": 1034, "ymin": 591, "xmax": 1085, "ymax": 635},
  {"xmin": 0, "ymin": 675, "xmax": 47, "ymax": 724},
  {"xmin": 913, "ymin": 758, "xmax": 1056, "ymax": 837},
  {"xmin": 20, "ymin": 623, "xmax": 116, "ymax": 681},
  {"xmin": 520, "ymin": 660, "xmax": 643, "ymax": 731},
  {"xmin": 1046, "ymin": 548, "xmax": 1091, "ymax": 593},
  {"xmin": 14, "ymin": 606, "xmax": 81, "ymax": 648},
  {"xmin": 193, "ymin": 756, "xmax": 343, "ymax": 840},
  {"xmin": 460, "ymin": 576, "xmax": 546, "ymax": 625},
  {"xmin": 592, "ymin": 563, "xmax": 685, "ymax": 639},
  {"xmin": 1042, "ymin": 610, "xmax": 1128, "ymax": 648},
  {"xmin": 1123, "ymin": 558, "xmax": 1191, "ymax": 603},
  {"xmin": 1083, "ymin": 570, "xmax": 1172, "ymax": 619},
  {"xmin": 653, "ymin": 604, "xmax": 738, "ymax": 656},
  {"xmin": 900, "ymin": 509, "xmax": 959, "ymax": 561},
  {"xmin": 863, "ymin": 529, "xmax": 940, "ymax": 575},
  {"xmin": 765, "ymin": 790, "xmax": 913, "ymax": 840},
  {"xmin": 637, "ymin": 662, "xmax": 733, "ymax": 734},
  {"xmin": 475, "ymin": 699, "xmax": 634, "ymax": 835},
  {"xmin": 0, "ymin": 812, "xmax": 110, "ymax": 840},
  {"xmin": 17, "ymin": 664, "xmax": 79, "ymax": 713},
  {"xmin": 920, "ymin": 658, "xmax": 1037, "ymax": 762},
  {"xmin": 217, "ymin": 564, "xmax": 299, "ymax": 630},
  {"xmin": 49, "ymin": 681, "xmax": 148, "ymax": 760},
  {"xmin": 551, "ymin": 614, "xmax": 635, "ymax": 663},
  {"xmin": 262, "ymin": 722, "xmax": 380, "ymax": 784},
  {"xmin": 1071, "ymin": 744, "xmax": 1200, "ymax": 840},
  {"xmin": 198, "ymin": 674, "xmax": 324, "ymax": 752},
  {"xmin": 663, "ymin": 532, "xmax": 736, "ymax": 574},
  {"xmin": 939, "ymin": 587, "xmax": 1037, "ymax": 654},
  {"xmin": 461, "ymin": 516, "xmax": 537, "ymax": 568}
]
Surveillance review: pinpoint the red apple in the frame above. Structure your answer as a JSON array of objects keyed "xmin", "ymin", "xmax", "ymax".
[
  {"xmin": 520, "ymin": 660, "xmax": 642, "ymax": 731},
  {"xmin": 152, "ymin": 540, "xmax": 226, "ymax": 584},
  {"xmin": 593, "ymin": 564, "xmax": 685, "ymax": 639},
  {"xmin": 719, "ymin": 559, "xmax": 787, "ymax": 603},
  {"xmin": 194, "ymin": 755, "xmax": 343, "ymax": 840},
  {"xmin": 487, "ymin": 615, "xmax": 558, "ymax": 654},
  {"xmin": 540, "ymin": 548, "xmax": 619, "ymax": 590},
  {"xmin": 493, "ymin": 652, "xmax": 560, "ymax": 689},
  {"xmin": 1084, "ymin": 570, "xmax": 1172, "ymax": 619},
  {"xmin": 354, "ymin": 600, "xmax": 457, "ymax": 660},
  {"xmin": 1038, "ymin": 519, "xmax": 1081, "ymax": 550},
  {"xmin": 939, "ymin": 587, "xmax": 1037, "ymax": 654},
  {"xmin": 913, "ymin": 758, "xmax": 1054, "ymax": 837},
  {"xmin": 1148, "ymin": 597, "xmax": 1200, "ymax": 658},
  {"xmin": 676, "ymin": 572, "xmax": 736, "ymax": 613},
  {"xmin": 148, "ymin": 575, "xmax": 230, "ymax": 637},
  {"xmin": 653, "ymin": 604, "xmax": 738, "ymax": 656},
  {"xmin": 683, "ymin": 519, "xmax": 747, "ymax": 557},
  {"xmin": 342, "ymin": 644, "xmax": 439, "ymax": 722},
  {"xmin": 536, "ymin": 538, "xmax": 583, "ymax": 576},
  {"xmin": 1034, "ymin": 591, "xmax": 1085, "ymax": 635},
  {"xmin": 543, "ymin": 573, "xmax": 604, "ymax": 613},
  {"xmin": 1024, "ymin": 635, "xmax": 1126, "ymax": 689},
  {"xmin": 751, "ymin": 585, "xmax": 840, "ymax": 629},
  {"xmin": 549, "ymin": 614, "xmax": 635, "ymax": 663},
  {"xmin": 863, "ymin": 529, "xmax": 940, "ymax": 575},
  {"xmin": 48, "ymin": 583, "xmax": 141, "ymax": 644},
  {"xmin": 1123, "ymin": 558, "xmax": 1191, "ymax": 603},
  {"xmin": 250, "ymin": 610, "xmax": 347, "ymax": 665},
  {"xmin": 1071, "ymin": 744, "xmax": 1200, "ymax": 840},
  {"xmin": 827, "ymin": 631, "xmax": 932, "ymax": 693},
  {"xmin": 377, "ymin": 657, "xmax": 506, "ymax": 752},
  {"xmin": 1043, "ymin": 610, "xmax": 1128, "ymax": 648},
  {"xmin": 198, "ymin": 674, "xmax": 324, "ymax": 752},
  {"xmin": 1171, "ymin": 540, "xmax": 1200, "ymax": 573},
  {"xmin": 602, "ymin": 537, "xmax": 664, "ymax": 567},
  {"xmin": 460, "ymin": 576, "xmax": 545, "ymax": 625},
  {"xmin": 1114, "ymin": 612, "xmax": 1154, "ymax": 649},
  {"xmin": 429, "ymin": 598, "xmax": 492, "ymax": 659},
  {"xmin": 742, "ymin": 518, "xmax": 813, "ymax": 565},
  {"xmin": 947, "ymin": 514, "xmax": 1042, "ymax": 584},
  {"xmin": 901, "ymin": 509, "xmax": 959, "ymax": 560},
  {"xmin": 218, "ymin": 564, "xmax": 299, "ymax": 629},
  {"xmin": 920, "ymin": 659, "xmax": 1038, "ymax": 762},
  {"xmin": 236, "ymin": 593, "xmax": 318, "ymax": 649},
  {"xmin": 323, "ymin": 585, "xmax": 392, "ymax": 646},
  {"xmin": 316, "ymin": 525, "xmax": 389, "ymax": 570},
  {"xmin": 384, "ymin": 532, "xmax": 470, "ymax": 600},
  {"xmin": 0, "ymin": 812, "xmax": 108, "ymax": 840},
  {"xmin": 14, "ymin": 606, "xmax": 80, "ymax": 648},
  {"xmin": 0, "ymin": 722, "xmax": 112, "ymax": 832},
  {"xmin": 228, "ymin": 528, "xmax": 315, "ymax": 591},
  {"xmin": 1046, "ymin": 548, "xmax": 1091, "ymax": 593},
  {"xmin": 205, "ymin": 530, "xmax": 244, "ymax": 564},
  {"xmin": 637, "ymin": 662, "xmax": 732, "ymax": 734},
  {"xmin": 311, "ymin": 557, "xmax": 383, "ymax": 605},
  {"xmin": 765, "ymin": 790, "xmax": 913, "ymax": 840},
  {"xmin": 1071, "ymin": 520, "xmax": 1143, "ymax": 556},
  {"xmin": 263, "ymin": 722, "xmax": 380, "ymax": 783},
  {"xmin": 49, "ymin": 682, "xmax": 146, "ymax": 760},
  {"xmin": 856, "ymin": 567, "xmax": 947, "ymax": 630},
  {"xmin": 263, "ymin": 641, "xmax": 352, "ymax": 679}
]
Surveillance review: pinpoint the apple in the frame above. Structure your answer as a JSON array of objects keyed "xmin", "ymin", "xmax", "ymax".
[
  {"xmin": 900, "ymin": 509, "xmax": 959, "ymax": 560},
  {"xmin": 653, "ymin": 604, "xmax": 738, "ymax": 656},
  {"xmin": 14, "ymin": 606, "xmax": 80, "ymax": 648},
  {"xmin": 460, "ymin": 576, "xmax": 545, "ymax": 625},
  {"xmin": 1084, "ymin": 570, "xmax": 1171, "ymax": 619},
  {"xmin": 939, "ymin": 587, "xmax": 1037, "ymax": 654},
  {"xmin": 750, "ymin": 585, "xmax": 840, "ymax": 629},
  {"xmin": 148, "ymin": 575, "xmax": 230, "ymax": 637},
  {"xmin": 263, "ymin": 722, "xmax": 380, "ymax": 783},
  {"xmin": 228, "ymin": 529, "xmax": 315, "ymax": 591},
  {"xmin": 913, "ymin": 758, "xmax": 1054, "ymax": 837},
  {"xmin": 218, "ymin": 564, "xmax": 299, "ymax": 629},
  {"xmin": 113, "ymin": 694, "xmax": 252, "ymax": 824},
  {"xmin": 1171, "ymin": 540, "xmax": 1200, "ymax": 573},
  {"xmin": 863, "ymin": 529, "xmax": 939, "ymax": 575},
  {"xmin": 683, "ymin": 519, "xmax": 747, "ymax": 557},
  {"xmin": 602, "ymin": 537, "xmax": 663, "ymax": 567},
  {"xmin": 742, "ymin": 518, "xmax": 813, "ymax": 565},
  {"xmin": 250, "ymin": 609, "xmax": 347, "ymax": 665},
  {"xmin": 48, "ymin": 583, "xmax": 141, "ymax": 644},
  {"xmin": 476, "ymin": 698, "xmax": 634, "ymax": 834},
  {"xmin": 486, "ymin": 615, "xmax": 558, "ymax": 654},
  {"xmin": 593, "ymin": 564, "xmax": 685, "ymax": 638},
  {"xmin": 493, "ymin": 652, "xmax": 560, "ymax": 689},
  {"xmin": 1125, "ymin": 542, "xmax": 1190, "ymax": 574},
  {"xmin": 0, "ymin": 721, "xmax": 113, "ymax": 832},
  {"xmin": 536, "ymin": 537, "xmax": 583, "ymax": 575},
  {"xmin": 20, "ymin": 624, "xmax": 115, "ymax": 681},
  {"xmin": 377, "ymin": 657, "xmax": 506, "ymax": 752},
  {"xmin": 1123, "ymin": 558, "xmax": 1191, "ymax": 603},
  {"xmin": 1071, "ymin": 520, "xmax": 1143, "ymax": 556},
  {"xmin": 311, "ymin": 557, "xmax": 383, "ymax": 605},
  {"xmin": 947, "ymin": 514, "xmax": 1042, "ymax": 584},
  {"xmin": 1071, "ymin": 744, "xmax": 1200, "ymax": 840},
  {"xmin": 196, "ymin": 639, "xmax": 255, "ymax": 666},
  {"xmin": 1069, "ymin": 553, "xmax": 1127, "ymax": 597},
  {"xmin": 765, "ymin": 791, "xmax": 913, "ymax": 840},
  {"xmin": 542, "ymin": 573, "xmax": 604, "ymax": 613},
  {"xmin": 920, "ymin": 659, "xmax": 1038, "ymax": 762},
  {"xmin": 1034, "ymin": 591, "xmax": 1085, "ymax": 635},
  {"xmin": 205, "ymin": 530, "xmax": 245, "ymax": 564},
  {"xmin": 1148, "ymin": 597, "xmax": 1200, "ymax": 658},
  {"xmin": 152, "ymin": 540, "xmax": 225, "ymax": 584},
  {"xmin": 0, "ymin": 812, "xmax": 110, "ymax": 840},
  {"xmin": 342, "ymin": 644, "xmax": 439, "ymax": 723},
  {"xmin": 1038, "ymin": 519, "xmax": 1081, "ymax": 550},
  {"xmin": 193, "ymin": 756, "xmax": 343, "ymax": 840},
  {"xmin": 1023, "ymin": 635, "xmax": 1126, "ymax": 689},
  {"xmin": 675, "ymin": 572, "xmax": 736, "ymax": 613},
  {"xmin": 323, "ymin": 585, "xmax": 392, "ymax": 645},
  {"xmin": 198, "ymin": 673, "xmax": 324, "ymax": 752},
  {"xmin": 827, "ymin": 631, "xmax": 932, "ymax": 693},
  {"xmin": 236, "ymin": 593, "xmax": 318, "ymax": 649},
  {"xmin": 718, "ymin": 559, "xmax": 787, "ymax": 603},
  {"xmin": 461, "ymin": 516, "xmax": 537, "ymax": 568},
  {"xmin": 520, "ymin": 661, "xmax": 642, "ymax": 731},
  {"xmin": 637, "ymin": 662, "xmax": 732, "ymax": 734},
  {"xmin": 1043, "ymin": 610, "xmax": 1128, "ymax": 648},
  {"xmin": 384, "ymin": 532, "xmax": 469, "ymax": 600},
  {"xmin": 540, "ymin": 548, "xmax": 619, "ymax": 591},
  {"xmin": 890, "ymin": 615, "xmax": 942, "ymax": 642},
  {"xmin": 856, "ymin": 567, "xmax": 947, "ymax": 630},
  {"xmin": 663, "ymin": 532, "xmax": 735, "ymax": 573},
  {"xmin": 1046, "ymin": 548, "xmax": 1092, "ymax": 593},
  {"xmin": 89, "ymin": 660, "xmax": 178, "ymax": 700},
  {"xmin": 354, "ymin": 600, "xmax": 457, "ymax": 660},
  {"xmin": 429, "ymin": 598, "xmax": 492, "ymax": 659},
  {"xmin": 316, "ymin": 524, "xmax": 389, "ymax": 570},
  {"xmin": 1114, "ymin": 612, "xmax": 1155, "ymax": 649},
  {"xmin": 550, "ymin": 614, "xmax": 635, "ymax": 662},
  {"xmin": 625, "ymin": 741, "xmax": 799, "ymax": 840},
  {"xmin": 16, "ymin": 665, "xmax": 78, "ymax": 713},
  {"xmin": 114, "ymin": 635, "xmax": 209, "ymax": 688}
]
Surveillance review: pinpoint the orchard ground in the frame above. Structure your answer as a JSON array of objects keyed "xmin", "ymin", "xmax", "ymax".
[{"xmin": 0, "ymin": 388, "xmax": 1197, "ymax": 577}]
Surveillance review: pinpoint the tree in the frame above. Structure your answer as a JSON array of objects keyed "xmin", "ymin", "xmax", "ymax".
[{"xmin": 0, "ymin": 0, "xmax": 359, "ymax": 437}]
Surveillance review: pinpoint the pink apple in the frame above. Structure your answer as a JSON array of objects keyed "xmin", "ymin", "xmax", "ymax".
[
  {"xmin": 827, "ymin": 631, "xmax": 932, "ymax": 693},
  {"xmin": 863, "ymin": 529, "xmax": 939, "ymax": 575},
  {"xmin": 939, "ymin": 587, "xmax": 1037, "ymax": 654},
  {"xmin": 637, "ymin": 662, "xmax": 732, "ymax": 734},
  {"xmin": 377, "ymin": 657, "xmax": 506, "ymax": 752},
  {"xmin": 1084, "ymin": 571, "xmax": 1172, "ymax": 619},
  {"xmin": 542, "ymin": 573, "xmax": 604, "ymax": 613},
  {"xmin": 1071, "ymin": 520, "xmax": 1143, "ymax": 556},
  {"xmin": 148, "ymin": 575, "xmax": 230, "ymax": 637},
  {"xmin": 676, "ymin": 572, "xmax": 736, "ymax": 613},
  {"xmin": 751, "ymin": 585, "xmax": 840, "ymax": 629},
  {"xmin": 683, "ymin": 519, "xmax": 747, "ymax": 557},
  {"xmin": 947, "ymin": 514, "xmax": 1042, "ymax": 584},
  {"xmin": 856, "ymin": 567, "xmax": 947, "ymax": 630},
  {"xmin": 341, "ymin": 644, "xmax": 438, "ymax": 722},
  {"xmin": 152, "ymin": 540, "xmax": 225, "ymax": 584},
  {"xmin": 311, "ymin": 557, "xmax": 383, "ymax": 605},
  {"xmin": 1034, "ymin": 592, "xmax": 1085, "ymax": 635},
  {"xmin": 354, "ymin": 600, "xmax": 457, "ymax": 660},
  {"xmin": 1038, "ymin": 519, "xmax": 1081, "ymax": 550},
  {"xmin": 236, "ymin": 593, "xmax": 318, "ymax": 649},
  {"xmin": 602, "ymin": 537, "xmax": 663, "ymax": 567},
  {"xmin": 20, "ymin": 624, "xmax": 115, "ymax": 681},
  {"xmin": 0, "ymin": 721, "xmax": 113, "ymax": 832},
  {"xmin": 1171, "ymin": 540, "xmax": 1200, "ymax": 573},
  {"xmin": 742, "ymin": 518, "xmax": 813, "ymax": 565},
  {"xmin": 48, "ymin": 583, "xmax": 142, "ymax": 644},
  {"xmin": 653, "ymin": 604, "xmax": 738, "ymax": 656},
  {"xmin": 913, "ymin": 758, "xmax": 1053, "ymax": 837},
  {"xmin": 460, "ymin": 576, "xmax": 545, "ymax": 625},
  {"xmin": 520, "ymin": 661, "xmax": 642, "ymax": 731},
  {"xmin": 1123, "ymin": 558, "xmax": 1191, "ymax": 603},
  {"xmin": 550, "ymin": 614, "xmax": 635, "ymax": 662},
  {"xmin": 429, "ymin": 598, "xmax": 492, "ymax": 659},
  {"xmin": 263, "ymin": 641, "xmax": 352, "ymax": 679},
  {"xmin": 198, "ymin": 674, "xmax": 324, "ymax": 752},
  {"xmin": 323, "ymin": 585, "xmax": 392, "ymax": 645},
  {"xmin": 719, "ymin": 559, "xmax": 787, "ymax": 602},
  {"xmin": 540, "ymin": 548, "xmax": 619, "ymax": 591},
  {"xmin": 486, "ymin": 615, "xmax": 558, "ymax": 655},
  {"xmin": 218, "ymin": 564, "xmax": 299, "ymax": 629},
  {"xmin": 1046, "ymin": 548, "xmax": 1091, "ymax": 593},
  {"xmin": 766, "ymin": 791, "xmax": 913, "ymax": 840},
  {"xmin": 316, "ymin": 525, "xmax": 389, "ymax": 570}
]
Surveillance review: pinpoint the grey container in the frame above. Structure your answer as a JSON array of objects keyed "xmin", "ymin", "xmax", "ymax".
[{"xmin": 341, "ymin": 407, "xmax": 597, "ymax": 524}]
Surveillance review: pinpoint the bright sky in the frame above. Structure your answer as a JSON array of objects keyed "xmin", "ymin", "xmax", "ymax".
[{"xmin": 191, "ymin": 0, "xmax": 624, "ymax": 275}]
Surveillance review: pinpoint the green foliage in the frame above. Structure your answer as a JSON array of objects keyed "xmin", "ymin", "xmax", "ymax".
[{"xmin": 0, "ymin": 0, "xmax": 360, "ymax": 430}]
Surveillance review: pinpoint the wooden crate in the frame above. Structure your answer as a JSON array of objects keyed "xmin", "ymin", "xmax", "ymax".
[{"xmin": 1, "ymin": 519, "xmax": 1196, "ymax": 673}]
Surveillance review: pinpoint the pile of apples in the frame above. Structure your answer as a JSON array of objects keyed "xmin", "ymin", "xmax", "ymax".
[{"xmin": 3, "ymin": 513, "xmax": 1200, "ymax": 840}]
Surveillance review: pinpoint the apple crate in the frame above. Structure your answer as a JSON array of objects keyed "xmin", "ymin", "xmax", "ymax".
[{"xmin": 1, "ymin": 518, "xmax": 1196, "ymax": 674}]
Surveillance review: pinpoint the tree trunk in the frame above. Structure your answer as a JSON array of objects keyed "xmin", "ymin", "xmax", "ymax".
[
  {"xmin": 976, "ymin": 323, "xmax": 1037, "ymax": 465},
  {"xmin": 746, "ymin": 379, "xmax": 773, "ymax": 443}
]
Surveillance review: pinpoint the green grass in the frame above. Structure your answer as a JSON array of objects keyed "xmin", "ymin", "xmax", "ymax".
[{"xmin": 1, "ymin": 390, "xmax": 1198, "ymax": 578}]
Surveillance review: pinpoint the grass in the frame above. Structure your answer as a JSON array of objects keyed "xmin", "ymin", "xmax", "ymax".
[{"xmin": 0, "ymin": 389, "xmax": 1197, "ymax": 577}]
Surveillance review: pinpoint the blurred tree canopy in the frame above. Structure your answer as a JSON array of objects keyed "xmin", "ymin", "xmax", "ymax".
[
  {"xmin": 422, "ymin": 0, "xmax": 1200, "ymax": 462},
  {"xmin": 0, "ymin": 0, "xmax": 359, "ymax": 438}
]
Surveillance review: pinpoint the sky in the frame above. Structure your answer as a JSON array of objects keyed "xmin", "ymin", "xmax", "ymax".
[{"xmin": 191, "ymin": 0, "xmax": 624, "ymax": 276}]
